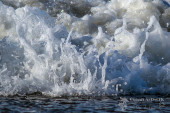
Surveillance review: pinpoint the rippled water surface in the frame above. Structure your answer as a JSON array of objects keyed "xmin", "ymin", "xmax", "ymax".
[{"xmin": 0, "ymin": 95, "xmax": 169, "ymax": 113}]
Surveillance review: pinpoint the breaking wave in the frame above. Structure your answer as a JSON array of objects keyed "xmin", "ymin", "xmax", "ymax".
[{"xmin": 0, "ymin": 0, "xmax": 170, "ymax": 96}]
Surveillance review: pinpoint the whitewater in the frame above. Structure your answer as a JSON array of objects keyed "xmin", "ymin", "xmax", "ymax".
[{"xmin": 0, "ymin": 0, "xmax": 170, "ymax": 96}]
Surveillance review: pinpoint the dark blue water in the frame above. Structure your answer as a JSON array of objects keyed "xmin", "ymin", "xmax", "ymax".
[{"xmin": 0, "ymin": 95, "xmax": 170, "ymax": 113}]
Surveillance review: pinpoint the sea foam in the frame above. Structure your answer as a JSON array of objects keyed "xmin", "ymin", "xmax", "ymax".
[{"xmin": 0, "ymin": 0, "xmax": 170, "ymax": 96}]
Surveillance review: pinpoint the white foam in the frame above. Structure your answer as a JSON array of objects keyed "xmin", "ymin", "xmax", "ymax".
[{"xmin": 0, "ymin": 0, "xmax": 170, "ymax": 96}]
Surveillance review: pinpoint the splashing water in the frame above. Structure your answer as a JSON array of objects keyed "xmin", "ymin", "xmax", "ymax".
[{"xmin": 0, "ymin": 0, "xmax": 170, "ymax": 96}]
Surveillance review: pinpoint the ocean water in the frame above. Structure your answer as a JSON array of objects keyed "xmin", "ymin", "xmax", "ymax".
[
  {"xmin": 0, "ymin": 95, "xmax": 169, "ymax": 113},
  {"xmin": 0, "ymin": 0, "xmax": 170, "ymax": 112}
]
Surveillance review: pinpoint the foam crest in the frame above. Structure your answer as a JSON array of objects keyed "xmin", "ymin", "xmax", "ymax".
[{"xmin": 0, "ymin": 1, "xmax": 170, "ymax": 96}]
